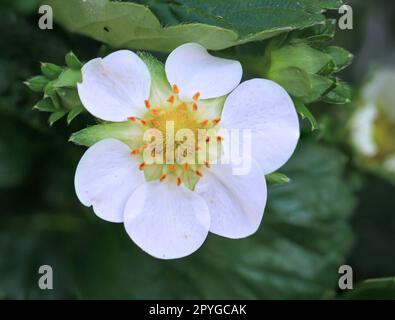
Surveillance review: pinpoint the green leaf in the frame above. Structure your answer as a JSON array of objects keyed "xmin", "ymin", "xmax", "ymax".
[
  {"xmin": 65, "ymin": 51, "xmax": 83, "ymax": 70},
  {"xmin": 40, "ymin": 63, "xmax": 63, "ymax": 80},
  {"xmin": 294, "ymin": 98, "xmax": 319, "ymax": 130},
  {"xmin": 324, "ymin": 46, "xmax": 354, "ymax": 73},
  {"xmin": 42, "ymin": 0, "xmax": 338, "ymax": 52},
  {"xmin": 70, "ymin": 122, "xmax": 143, "ymax": 149},
  {"xmin": 24, "ymin": 75, "xmax": 49, "ymax": 93},
  {"xmin": 341, "ymin": 277, "xmax": 395, "ymax": 300},
  {"xmin": 265, "ymin": 172, "xmax": 290, "ymax": 185},
  {"xmin": 294, "ymin": 18, "xmax": 337, "ymax": 45},
  {"xmin": 0, "ymin": 141, "xmax": 356, "ymax": 299}
]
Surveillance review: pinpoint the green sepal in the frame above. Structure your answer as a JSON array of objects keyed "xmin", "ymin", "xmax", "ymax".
[
  {"xmin": 65, "ymin": 51, "xmax": 83, "ymax": 70},
  {"xmin": 26, "ymin": 52, "xmax": 85, "ymax": 125},
  {"xmin": 24, "ymin": 75, "xmax": 49, "ymax": 92},
  {"xmin": 324, "ymin": 46, "xmax": 354, "ymax": 73},
  {"xmin": 265, "ymin": 172, "xmax": 290, "ymax": 185},
  {"xmin": 264, "ymin": 19, "xmax": 353, "ymax": 105},
  {"xmin": 41, "ymin": 62, "xmax": 63, "ymax": 80},
  {"xmin": 322, "ymin": 79, "xmax": 353, "ymax": 104},
  {"xmin": 53, "ymin": 69, "xmax": 82, "ymax": 88},
  {"xmin": 293, "ymin": 98, "xmax": 319, "ymax": 131},
  {"xmin": 49, "ymin": 110, "xmax": 68, "ymax": 126},
  {"xmin": 70, "ymin": 122, "xmax": 143, "ymax": 149},
  {"xmin": 181, "ymin": 170, "xmax": 200, "ymax": 191},
  {"xmin": 33, "ymin": 98, "xmax": 57, "ymax": 112},
  {"xmin": 67, "ymin": 105, "xmax": 85, "ymax": 124},
  {"xmin": 143, "ymin": 164, "xmax": 163, "ymax": 182}
]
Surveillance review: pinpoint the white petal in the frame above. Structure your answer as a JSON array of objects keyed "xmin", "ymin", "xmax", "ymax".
[
  {"xmin": 75, "ymin": 139, "xmax": 145, "ymax": 223},
  {"xmin": 221, "ymin": 79, "xmax": 300, "ymax": 174},
  {"xmin": 124, "ymin": 182, "xmax": 210, "ymax": 259},
  {"xmin": 77, "ymin": 50, "xmax": 150, "ymax": 121},
  {"xmin": 165, "ymin": 43, "xmax": 242, "ymax": 100},
  {"xmin": 196, "ymin": 159, "xmax": 267, "ymax": 239}
]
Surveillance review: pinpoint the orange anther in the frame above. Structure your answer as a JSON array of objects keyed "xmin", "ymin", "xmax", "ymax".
[
  {"xmin": 151, "ymin": 108, "xmax": 161, "ymax": 115},
  {"xmin": 193, "ymin": 92, "xmax": 201, "ymax": 101},
  {"xmin": 200, "ymin": 119, "xmax": 209, "ymax": 126},
  {"xmin": 160, "ymin": 173, "xmax": 167, "ymax": 182},
  {"xmin": 192, "ymin": 102, "xmax": 198, "ymax": 111},
  {"xmin": 195, "ymin": 170, "xmax": 203, "ymax": 177},
  {"xmin": 176, "ymin": 177, "xmax": 182, "ymax": 186},
  {"xmin": 167, "ymin": 95, "xmax": 175, "ymax": 103},
  {"xmin": 204, "ymin": 161, "xmax": 211, "ymax": 169},
  {"xmin": 172, "ymin": 84, "xmax": 179, "ymax": 94},
  {"xmin": 131, "ymin": 149, "xmax": 140, "ymax": 155},
  {"xmin": 144, "ymin": 100, "xmax": 151, "ymax": 109},
  {"xmin": 212, "ymin": 118, "xmax": 221, "ymax": 125},
  {"xmin": 151, "ymin": 119, "xmax": 160, "ymax": 128},
  {"xmin": 140, "ymin": 119, "xmax": 147, "ymax": 126},
  {"xmin": 179, "ymin": 102, "xmax": 187, "ymax": 110},
  {"xmin": 127, "ymin": 117, "xmax": 136, "ymax": 122},
  {"xmin": 183, "ymin": 163, "xmax": 189, "ymax": 171},
  {"xmin": 139, "ymin": 162, "xmax": 146, "ymax": 170},
  {"xmin": 205, "ymin": 136, "xmax": 210, "ymax": 143},
  {"xmin": 169, "ymin": 164, "xmax": 175, "ymax": 171},
  {"xmin": 216, "ymin": 136, "xmax": 223, "ymax": 142}
]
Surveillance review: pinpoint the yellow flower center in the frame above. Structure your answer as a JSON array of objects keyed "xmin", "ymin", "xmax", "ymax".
[{"xmin": 128, "ymin": 84, "xmax": 222, "ymax": 190}]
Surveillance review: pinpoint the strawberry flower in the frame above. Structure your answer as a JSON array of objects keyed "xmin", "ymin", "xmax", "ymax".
[{"xmin": 75, "ymin": 43, "xmax": 300, "ymax": 259}]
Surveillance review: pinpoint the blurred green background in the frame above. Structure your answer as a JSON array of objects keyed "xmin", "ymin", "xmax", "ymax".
[{"xmin": 0, "ymin": 0, "xmax": 394, "ymax": 299}]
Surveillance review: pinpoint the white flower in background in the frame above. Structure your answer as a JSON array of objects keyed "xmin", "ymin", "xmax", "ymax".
[
  {"xmin": 75, "ymin": 43, "xmax": 300, "ymax": 259},
  {"xmin": 350, "ymin": 69, "xmax": 395, "ymax": 180}
]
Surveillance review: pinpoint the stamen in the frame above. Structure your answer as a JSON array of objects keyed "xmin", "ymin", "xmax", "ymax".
[
  {"xmin": 160, "ymin": 173, "xmax": 167, "ymax": 182},
  {"xmin": 168, "ymin": 164, "xmax": 175, "ymax": 171},
  {"xmin": 144, "ymin": 100, "xmax": 151, "ymax": 109},
  {"xmin": 193, "ymin": 92, "xmax": 201, "ymax": 101},
  {"xmin": 176, "ymin": 177, "xmax": 182, "ymax": 186},
  {"xmin": 200, "ymin": 119, "xmax": 209, "ymax": 126},
  {"xmin": 216, "ymin": 136, "xmax": 223, "ymax": 142},
  {"xmin": 172, "ymin": 84, "xmax": 179, "ymax": 94},
  {"xmin": 179, "ymin": 102, "xmax": 187, "ymax": 110},
  {"xmin": 151, "ymin": 108, "xmax": 161, "ymax": 115},
  {"xmin": 192, "ymin": 102, "xmax": 198, "ymax": 111},
  {"xmin": 204, "ymin": 161, "xmax": 211, "ymax": 169},
  {"xmin": 212, "ymin": 118, "xmax": 221, "ymax": 125},
  {"xmin": 140, "ymin": 119, "xmax": 147, "ymax": 126},
  {"xmin": 167, "ymin": 95, "xmax": 175, "ymax": 103},
  {"xmin": 127, "ymin": 116, "xmax": 136, "ymax": 122},
  {"xmin": 151, "ymin": 119, "xmax": 160, "ymax": 128},
  {"xmin": 131, "ymin": 149, "xmax": 140, "ymax": 156},
  {"xmin": 195, "ymin": 170, "xmax": 203, "ymax": 177},
  {"xmin": 138, "ymin": 162, "xmax": 146, "ymax": 170},
  {"xmin": 183, "ymin": 163, "xmax": 189, "ymax": 171},
  {"xmin": 205, "ymin": 136, "xmax": 210, "ymax": 143}
]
